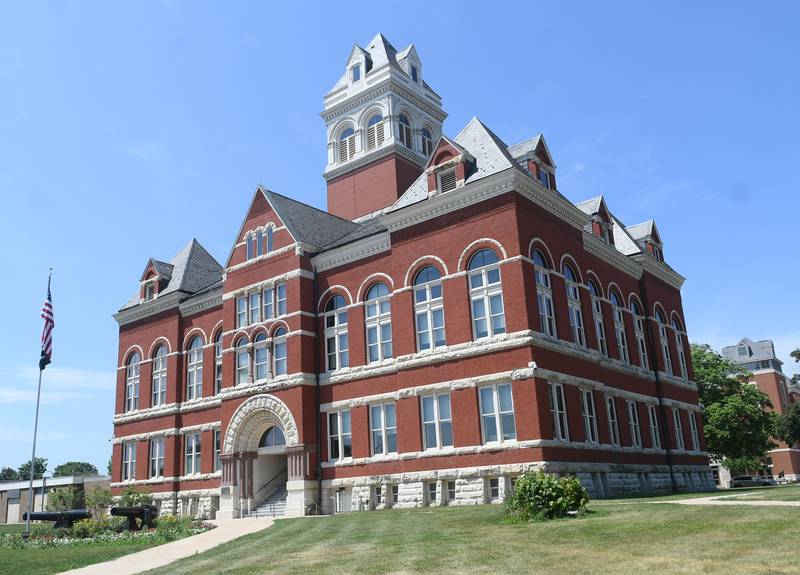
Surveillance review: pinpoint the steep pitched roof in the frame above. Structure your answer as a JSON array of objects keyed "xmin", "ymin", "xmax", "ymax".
[
  {"xmin": 610, "ymin": 216, "xmax": 643, "ymax": 256},
  {"xmin": 625, "ymin": 220, "xmax": 656, "ymax": 240},
  {"xmin": 722, "ymin": 338, "xmax": 782, "ymax": 365},
  {"xmin": 139, "ymin": 258, "xmax": 174, "ymax": 282},
  {"xmin": 575, "ymin": 196, "xmax": 603, "ymax": 216}
]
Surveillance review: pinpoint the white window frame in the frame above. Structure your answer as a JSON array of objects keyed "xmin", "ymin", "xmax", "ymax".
[
  {"xmin": 672, "ymin": 409, "xmax": 685, "ymax": 450},
  {"xmin": 397, "ymin": 115, "xmax": 412, "ymax": 149},
  {"xmin": 426, "ymin": 481, "xmax": 437, "ymax": 506},
  {"xmin": 549, "ymin": 382, "xmax": 569, "ymax": 441},
  {"xmin": 366, "ymin": 115, "xmax": 385, "ymax": 150},
  {"xmin": 328, "ymin": 410, "xmax": 352, "ymax": 461},
  {"xmin": 324, "ymin": 298, "xmax": 349, "ymax": 372},
  {"xmin": 186, "ymin": 338, "xmax": 203, "ymax": 401},
  {"xmin": 658, "ymin": 319, "xmax": 673, "ymax": 375},
  {"xmin": 214, "ymin": 429, "xmax": 222, "ymax": 472},
  {"xmin": 606, "ymin": 396, "xmax": 620, "ymax": 446},
  {"xmin": 627, "ymin": 401, "xmax": 642, "ymax": 448},
  {"xmin": 421, "ymin": 393, "xmax": 453, "ymax": 450},
  {"xmin": 487, "ymin": 478, "xmax": 501, "ymax": 502},
  {"xmin": 688, "ymin": 411, "xmax": 700, "ymax": 451},
  {"xmin": 144, "ymin": 281, "xmax": 155, "ymax": 301},
  {"xmin": 235, "ymin": 337, "xmax": 250, "ymax": 385},
  {"xmin": 253, "ymin": 333, "xmax": 270, "ymax": 381},
  {"xmin": 125, "ymin": 354, "xmax": 140, "ymax": 412},
  {"xmin": 590, "ymin": 289, "xmax": 608, "ymax": 357},
  {"xmin": 236, "ymin": 296, "xmax": 247, "ymax": 328},
  {"xmin": 249, "ymin": 292, "xmax": 261, "ymax": 324},
  {"xmin": 437, "ymin": 168, "xmax": 457, "ymax": 193},
  {"xmin": 151, "ymin": 346, "xmax": 167, "ymax": 407},
  {"xmin": 339, "ymin": 128, "xmax": 356, "ymax": 162},
  {"xmin": 262, "ymin": 287, "xmax": 274, "ymax": 320},
  {"xmin": 534, "ymin": 255, "xmax": 557, "ymax": 338},
  {"xmin": 276, "ymin": 283, "xmax": 287, "ymax": 316},
  {"xmin": 564, "ymin": 270, "xmax": 586, "ymax": 347},
  {"xmin": 414, "ymin": 272, "xmax": 446, "ymax": 351},
  {"xmin": 184, "ymin": 433, "xmax": 201, "ymax": 475},
  {"xmin": 365, "ymin": 285, "xmax": 392, "ymax": 363},
  {"xmin": 370, "ymin": 402, "xmax": 397, "ymax": 456},
  {"xmin": 648, "ymin": 404, "xmax": 661, "ymax": 450},
  {"xmin": 214, "ymin": 333, "xmax": 223, "ymax": 395},
  {"xmin": 122, "ymin": 442, "xmax": 136, "ymax": 481},
  {"xmin": 149, "ymin": 437, "xmax": 164, "ymax": 479},
  {"xmin": 273, "ymin": 328, "xmax": 288, "ymax": 376},
  {"xmin": 675, "ymin": 329, "xmax": 688, "ymax": 380},
  {"xmin": 469, "ymin": 260, "xmax": 506, "ymax": 341},
  {"xmin": 633, "ymin": 313, "xmax": 649, "ymax": 370},
  {"xmin": 581, "ymin": 389, "xmax": 598, "ymax": 444},
  {"xmin": 421, "ymin": 128, "xmax": 433, "ymax": 156},
  {"xmin": 478, "ymin": 383, "xmax": 517, "ymax": 444},
  {"xmin": 446, "ymin": 480, "xmax": 456, "ymax": 504},
  {"xmin": 611, "ymin": 297, "xmax": 630, "ymax": 363}
]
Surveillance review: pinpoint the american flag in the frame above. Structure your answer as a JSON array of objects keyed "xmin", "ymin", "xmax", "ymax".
[{"xmin": 39, "ymin": 272, "xmax": 54, "ymax": 370}]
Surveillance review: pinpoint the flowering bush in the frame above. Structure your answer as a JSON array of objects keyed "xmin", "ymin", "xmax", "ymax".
[{"xmin": 503, "ymin": 470, "xmax": 590, "ymax": 521}]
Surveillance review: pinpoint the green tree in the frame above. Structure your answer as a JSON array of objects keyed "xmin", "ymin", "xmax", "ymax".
[
  {"xmin": 18, "ymin": 457, "xmax": 47, "ymax": 480},
  {"xmin": 775, "ymin": 402, "xmax": 800, "ymax": 446},
  {"xmin": 46, "ymin": 486, "xmax": 81, "ymax": 512},
  {"xmin": 107, "ymin": 454, "xmax": 112, "ymax": 476},
  {"xmin": 722, "ymin": 456, "xmax": 765, "ymax": 476},
  {"xmin": 690, "ymin": 344, "xmax": 746, "ymax": 406},
  {"xmin": 118, "ymin": 486, "xmax": 152, "ymax": 507},
  {"xmin": 0, "ymin": 467, "xmax": 20, "ymax": 480},
  {"xmin": 791, "ymin": 348, "xmax": 799, "ymax": 386},
  {"xmin": 703, "ymin": 385, "xmax": 776, "ymax": 460},
  {"xmin": 85, "ymin": 487, "xmax": 114, "ymax": 518},
  {"xmin": 53, "ymin": 461, "xmax": 99, "ymax": 477}
]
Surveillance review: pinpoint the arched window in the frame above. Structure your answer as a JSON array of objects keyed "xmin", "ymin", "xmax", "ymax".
[
  {"xmin": 151, "ymin": 345, "xmax": 168, "ymax": 407},
  {"xmin": 532, "ymin": 249, "xmax": 556, "ymax": 337},
  {"xmin": 214, "ymin": 331, "xmax": 223, "ymax": 394},
  {"xmin": 397, "ymin": 114, "xmax": 412, "ymax": 149},
  {"xmin": 259, "ymin": 426, "xmax": 286, "ymax": 448},
  {"xmin": 655, "ymin": 309, "xmax": 673, "ymax": 376},
  {"xmin": 562, "ymin": 264, "xmax": 585, "ymax": 347},
  {"xmin": 324, "ymin": 296, "xmax": 349, "ymax": 371},
  {"xmin": 414, "ymin": 266, "xmax": 445, "ymax": 351},
  {"xmin": 421, "ymin": 128, "xmax": 433, "ymax": 157},
  {"xmin": 365, "ymin": 283, "xmax": 392, "ymax": 363},
  {"xmin": 125, "ymin": 352, "xmax": 141, "ymax": 412},
  {"xmin": 609, "ymin": 292, "xmax": 630, "ymax": 363},
  {"xmin": 468, "ymin": 249, "xmax": 505, "ymax": 339},
  {"xmin": 186, "ymin": 336, "xmax": 203, "ymax": 400},
  {"xmin": 587, "ymin": 281, "xmax": 607, "ymax": 357},
  {"xmin": 339, "ymin": 127, "xmax": 356, "ymax": 162},
  {"xmin": 235, "ymin": 336, "xmax": 250, "ymax": 385},
  {"xmin": 630, "ymin": 300, "xmax": 649, "ymax": 370},
  {"xmin": 254, "ymin": 332, "xmax": 269, "ymax": 381},
  {"xmin": 672, "ymin": 317, "xmax": 688, "ymax": 380},
  {"xmin": 366, "ymin": 114, "xmax": 385, "ymax": 150},
  {"xmin": 273, "ymin": 327, "xmax": 288, "ymax": 376},
  {"xmin": 246, "ymin": 233, "xmax": 257, "ymax": 260}
]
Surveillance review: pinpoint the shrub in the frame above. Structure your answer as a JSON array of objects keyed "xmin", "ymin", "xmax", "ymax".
[
  {"xmin": 47, "ymin": 486, "xmax": 81, "ymax": 512},
  {"xmin": 68, "ymin": 517, "xmax": 126, "ymax": 539},
  {"xmin": 503, "ymin": 470, "xmax": 589, "ymax": 521},
  {"xmin": 118, "ymin": 486, "xmax": 153, "ymax": 507},
  {"xmin": 86, "ymin": 487, "xmax": 114, "ymax": 519}
]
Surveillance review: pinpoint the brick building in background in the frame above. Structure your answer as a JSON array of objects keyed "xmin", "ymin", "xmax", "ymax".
[
  {"xmin": 111, "ymin": 33, "xmax": 711, "ymax": 518},
  {"xmin": 721, "ymin": 338, "xmax": 799, "ymax": 481}
]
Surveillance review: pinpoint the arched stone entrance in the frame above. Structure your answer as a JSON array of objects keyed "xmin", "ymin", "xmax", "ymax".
[{"xmin": 217, "ymin": 394, "xmax": 316, "ymax": 518}]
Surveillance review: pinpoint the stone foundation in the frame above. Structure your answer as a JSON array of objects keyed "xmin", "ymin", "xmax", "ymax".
[{"xmin": 150, "ymin": 488, "xmax": 221, "ymax": 519}]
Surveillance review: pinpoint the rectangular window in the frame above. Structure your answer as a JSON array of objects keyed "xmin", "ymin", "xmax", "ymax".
[
  {"xmin": 214, "ymin": 430, "xmax": 222, "ymax": 472},
  {"xmin": 370, "ymin": 403, "xmax": 397, "ymax": 456},
  {"xmin": 537, "ymin": 291, "xmax": 557, "ymax": 338},
  {"xmin": 414, "ymin": 281, "xmax": 446, "ymax": 351},
  {"xmin": 592, "ymin": 298, "xmax": 608, "ymax": 357},
  {"xmin": 411, "ymin": 65, "xmax": 418, "ymax": 82},
  {"xmin": 365, "ymin": 294, "xmax": 392, "ymax": 363},
  {"xmin": 676, "ymin": 333, "xmax": 689, "ymax": 380},
  {"xmin": 469, "ymin": 265, "xmax": 505, "ymax": 340},
  {"xmin": 634, "ymin": 316, "xmax": 649, "ymax": 370},
  {"xmin": 373, "ymin": 485, "xmax": 382, "ymax": 506},
  {"xmin": 263, "ymin": 287, "xmax": 274, "ymax": 320},
  {"xmin": 606, "ymin": 396, "xmax": 620, "ymax": 446},
  {"xmin": 421, "ymin": 393, "xmax": 453, "ymax": 449},
  {"xmin": 144, "ymin": 282, "xmax": 155, "ymax": 301},
  {"xmin": 437, "ymin": 169, "xmax": 457, "ymax": 193},
  {"xmin": 568, "ymin": 301, "xmax": 586, "ymax": 348},
  {"xmin": 236, "ymin": 296, "xmax": 247, "ymax": 328},
  {"xmin": 276, "ymin": 283, "xmax": 287, "ymax": 316},
  {"xmin": 627, "ymin": 401, "xmax": 642, "ymax": 448},
  {"xmin": 479, "ymin": 383, "xmax": 516, "ymax": 443},
  {"xmin": 122, "ymin": 442, "xmax": 136, "ymax": 481},
  {"xmin": 688, "ymin": 412, "xmax": 700, "ymax": 451},
  {"xmin": 184, "ymin": 433, "xmax": 201, "ymax": 475},
  {"xmin": 673, "ymin": 409, "xmax": 685, "ymax": 450},
  {"xmin": 537, "ymin": 167, "xmax": 551, "ymax": 189},
  {"xmin": 391, "ymin": 484, "xmax": 399, "ymax": 505},
  {"xmin": 487, "ymin": 478, "xmax": 500, "ymax": 501},
  {"xmin": 447, "ymin": 480, "xmax": 456, "ymax": 504},
  {"xmin": 614, "ymin": 308, "xmax": 629, "ymax": 363},
  {"xmin": 648, "ymin": 405, "xmax": 661, "ymax": 450},
  {"xmin": 581, "ymin": 390, "xmax": 598, "ymax": 444},
  {"xmin": 328, "ymin": 410, "xmax": 352, "ymax": 461},
  {"xmin": 214, "ymin": 339, "xmax": 223, "ymax": 395},
  {"xmin": 149, "ymin": 437, "xmax": 164, "ymax": 478},
  {"xmin": 426, "ymin": 482, "xmax": 437, "ymax": 506},
  {"xmin": 249, "ymin": 293, "xmax": 261, "ymax": 324},
  {"xmin": 351, "ymin": 64, "xmax": 360, "ymax": 81},
  {"xmin": 660, "ymin": 324, "xmax": 673, "ymax": 376},
  {"xmin": 549, "ymin": 382, "xmax": 569, "ymax": 441}
]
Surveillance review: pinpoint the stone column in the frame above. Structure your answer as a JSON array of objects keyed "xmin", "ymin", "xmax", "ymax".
[{"xmin": 284, "ymin": 444, "xmax": 317, "ymax": 517}]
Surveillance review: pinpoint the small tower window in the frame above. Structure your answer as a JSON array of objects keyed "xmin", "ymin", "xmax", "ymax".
[
  {"xmin": 339, "ymin": 128, "xmax": 356, "ymax": 162},
  {"xmin": 537, "ymin": 167, "xmax": 551, "ymax": 189},
  {"xmin": 366, "ymin": 115, "xmax": 385, "ymax": 150},
  {"xmin": 351, "ymin": 64, "xmax": 361, "ymax": 82},
  {"xmin": 411, "ymin": 65, "xmax": 418, "ymax": 83},
  {"xmin": 398, "ymin": 114, "xmax": 412, "ymax": 149},
  {"xmin": 437, "ymin": 169, "xmax": 457, "ymax": 193},
  {"xmin": 421, "ymin": 128, "xmax": 433, "ymax": 157},
  {"xmin": 144, "ymin": 282, "xmax": 155, "ymax": 302}
]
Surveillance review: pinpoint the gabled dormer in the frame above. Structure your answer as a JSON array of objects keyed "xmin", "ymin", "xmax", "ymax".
[
  {"xmin": 626, "ymin": 220, "xmax": 664, "ymax": 262},
  {"xmin": 424, "ymin": 136, "xmax": 475, "ymax": 196},
  {"xmin": 139, "ymin": 259, "xmax": 173, "ymax": 302},
  {"xmin": 508, "ymin": 134, "xmax": 557, "ymax": 191},
  {"xmin": 575, "ymin": 196, "xmax": 615, "ymax": 246}
]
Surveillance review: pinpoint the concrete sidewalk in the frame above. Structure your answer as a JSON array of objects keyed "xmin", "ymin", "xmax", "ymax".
[
  {"xmin": 58, "ymin": 518, "xmax": 275, "ymax": 575},
  {"xmin": 670, "ymin": 494, "xmax": 800, "ymax": 507}
]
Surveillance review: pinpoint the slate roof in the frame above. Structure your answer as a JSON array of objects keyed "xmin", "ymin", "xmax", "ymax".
[
  {"xmin": 625, "ymin": 220, "xmax": 656, "ymax": 241},
  {"xmin": 121, "ymin": 239, "xmax": 223, "ymax": 310},
  {"xmin": 575, "ymin": 196, "xmax": 603, "ymax": 216},
  {"xmin": 140, "ymin": 258, "xmax": 174, "ymax": 282},
  {"xmin": 721, "ymin": 338, "xmax": 781, "ymax": 365}
]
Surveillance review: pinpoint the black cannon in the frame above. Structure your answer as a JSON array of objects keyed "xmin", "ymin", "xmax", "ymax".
[
  {"xmin": 23, "ymin": 509, "xmax": 91, "ymax": 529},
  {"xmin": 110, "ymin": 505, "xmax": 159, "ymax": 531}
]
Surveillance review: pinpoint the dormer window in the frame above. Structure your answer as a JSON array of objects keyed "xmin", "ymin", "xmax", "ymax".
[
  {"xmin": 366, "ymin": 115, "xmax": 385, "ymax": 150},
  {"xmin": 437, "ymin": 168, "xmax": 457, "ymax": 193},
  {"xmin": 738, "ymin": 343, "xmax": 749, "ymax": 357},
  {"xmin": 537, "ymin": 166, "xmax": 551, "ymax": 189},
  {"xmin": 339, "ymin": 128, "xmax": 356, "ymax": 162},
  {"xmin": 653, "ymin": 245, "xmax": 664, "ymax": 262},
  {"xmin": 411, "ymin": 65, "xmax": 418, "ymax": 82},
  {"xmin": 351, "ymin": 64, "xmax": 361, "ymax": 82},
  {"xmin": 144, "ymin": 281, "xmax": 155, "ymax": 302}
]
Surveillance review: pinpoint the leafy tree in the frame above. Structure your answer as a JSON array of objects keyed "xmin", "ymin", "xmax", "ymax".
[
  {"xmin": 775, "ymin": 402, "xmax": 800, "ymax": 446},
  {"xmin": 118, "ymin": 486, "xmax": 152, "ymax": 507},
  {"xmin": 722, "ymin": 456, "xmax": 765, "ymax": 476},
  {"xmin": 46, "ymin": 486, "xmax": 81, "ymax": 512},
  {"xmin": 53, "ymin": 461, "xmax": 99, "ymax": 477},
  {"xmin": 0, "ymin": 467, "xmax": 20, "ymax": 481},
  {"xmin": 703, "ymin": 385, "xmax": 776, "ymax": 460},
  {"xmin": 85, "ymin": 487, "xmax": 114, "ymax": 518},
  {"xmin": 690, "ymin": 344, "xmax": 746, "ymax": 407},
  {"xmin": 107, "ymin": 454, "xmax": 113, "ymax": 476},
  {"xmin": 791, "ymin": 348, "xmax": 800, "ymax": 386},
  {"xmin": 18, "ymin": 457, "xmax": 47, "ymax": 480}
]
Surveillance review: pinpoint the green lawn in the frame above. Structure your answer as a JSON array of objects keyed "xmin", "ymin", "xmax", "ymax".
[
  {"xmin": 145, "ymin": 501, "xmax": 800, "ymax": 575},
  {"xmin": 728, "ymin": 484, "xmax": 800, "ymax": 501},
  {"xmin": 0, "ymin": 540, "xmax": 159, "ymax": 575}
]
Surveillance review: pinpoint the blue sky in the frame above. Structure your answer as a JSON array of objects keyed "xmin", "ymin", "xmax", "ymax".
[{"xmin": 1, "ymin": 1, "xmax": 798, "ymax": 473}]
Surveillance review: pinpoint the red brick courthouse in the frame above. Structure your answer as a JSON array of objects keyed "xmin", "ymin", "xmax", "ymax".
[{"xmin": 111, "ymin": 34, "xmax": 711, "ymax": 518}]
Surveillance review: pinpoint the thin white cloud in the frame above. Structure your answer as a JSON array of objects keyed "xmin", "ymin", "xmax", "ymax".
[
  {"xmin": 120, "ymin": 143, "xmax": 166, "ymax": 163},
  {"xmin": 0, "ymin": 365, "xmax": 115, "ymax": 404},
  {"xmin": 244, "ymin": 34, "xmax": 258, "ymax": 48}
]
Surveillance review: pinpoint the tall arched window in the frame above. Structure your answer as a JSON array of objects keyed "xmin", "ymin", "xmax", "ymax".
[
  {"xmin": 254, "ymin": 332, "xmax": 269, "ymax": 381},
  {"xmin": 151, "ymin": 345, "xmax": 167, "ymax": 407},
  {"xmin": 533, "ymin": 249, "xmax": 556, "ymax": 337},
  {"xmin": 414, "ymin": 266, "xmax": 445, "ymax": 351},
  {"xmin": 259, "ymin": 426, "xmax": 286, "ymax": 448},
  {"xmin": 125, "ymin": 352, "xmax": 141, "ymax": 412},
  {"xmin": 339, "ymin": 127, "xmax": 356, "ymax": 162},
  {"xmin": 273, "ymin": 327, "xmax": 288, "ymax": 376},
  {"xmin": 421, "ymin": 128, "xmax": 433, "ymax": 157},
  {"xmin": 235, "ymin": 336, "xmax": 250, "ymax": 385},
  {"xmin": 397, "ymin": 114, "xmax": 412, "ymax": 149},
  {"xmin": 468, "ymin": 249, "xmax": 505, "ymax": 340},
  {"xmin": 562, "ymin": 264, "xmax": 585, "ymax": 347},
  {"xmin": 656, "ymin": 309, "xmax": 673, "ymax": 376},
  {"xmin": 186, "ymin": 336, "xmax": 203, "ymax": 400},
  {"xmin": 630, "ymin": 300, "xmax": 649, "ymax": 370},
  {"xmin": 672, "ymin": 317, "xmax": 688, "ymax": 380},
  {"xmin": 365, "ymin": 283, "xmax": 392, "ymax": 363},
  {"xmin": 324, "ymin": 296, "xmax": 349, "ymax": 371},
  {"xmin": 587, "ymin": 281, "xmax": 607, "ymax": 356},
  {"xmin": 609, "ymin": 291, "xmax": 630, "ymax": 363},
  {"xmin": 214, "ymin": 331, "xmax": 223, "ymax": 394},
  {"xmin": 366, "ymin": 114, "xmax": 385, "ymax": 150}
]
